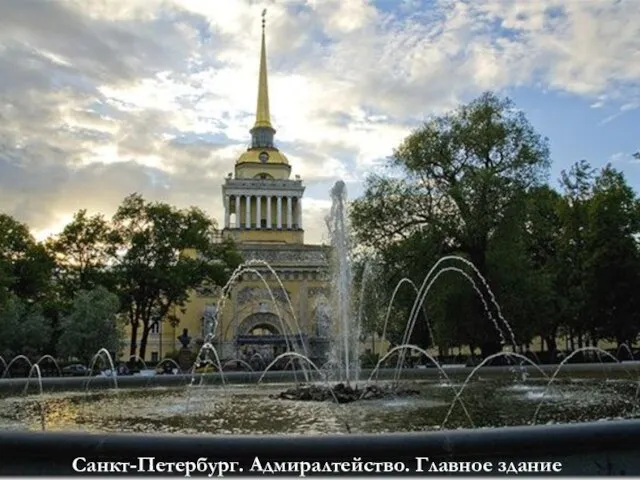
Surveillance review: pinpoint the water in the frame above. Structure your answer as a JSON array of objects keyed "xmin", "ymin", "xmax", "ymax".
[
  {"xmin": 1, "ymin": 375, "xmax": 638, "ymax": 435},
  {"xmin": 368, "ymin": 344, "xmax": 474, "ymax": 426},
  {"xmin": 0, "ymin": 176, "xmax": 636, "ymax": 436},
  {"xmin": 531, "ymin": 347, "xmax": 622, "ymax": 424},
  {"xmin": 380, "ymin": 278, "xmax": 425, "ymax": 351},
  {"xmin": 85, "ymin": 348, "xmax": 118, "ymax": 390},
  {"xmin": 441, "ymin": 351, "xmax": 556, "ymax": 428},
  {"xmin": 396, "ymin": 265, "xmax": 515, "ymax": 383},
  {"xmin": 24, "ymin": 364, "xmax": 45, "ymax": 431},
  {"xmin": 128, "ymin": 355, "xmax": 148, "ymax": 371},
  {"xmin": 221, "ymin": 359, "xmax": 254, "ymax": 372},
  {"xmin": 244, "ymin": 259, "xmax": 312, "ymax": 363},
  {"xmin": 2, "ymin": 355, "xmax": 33, "ymax": 378},
  {"xmin": 156, "ymin": 358, "xmax": 183, "ymax": 374},
  {"xmin": 326, "ymin": 180, "xmax": 359, "ymax": 386},
  {"xmin": 201, "ymin": 265, "xmax": 309, "ymax": 382}
]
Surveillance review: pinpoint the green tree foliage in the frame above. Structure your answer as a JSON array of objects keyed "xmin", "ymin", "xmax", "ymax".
[
  {"xmin": 520, "ymin": 186, "xmax": 565, "ymax": 354},
  {"xmin": 0, "ymin": 214, "xmax": 55, "ymax": 303},
  {"xmin": 46, "ymin": 210, "xmax": 113, "ymax": 303},
  {"xmin": 0, "ymin": 295, "xmax": 52, "ymax": 357},
  {"xmin": 584, "ymin": 165, "xmax": 640, "ymax": 346},
  {"xmin": 56, "ymin": 287, "xmax": 123, "ymax": 364},
  {"xmin": 556, "ymin": 160, "xmax": 597, "ymax": 348},
  {"xmin": 351, "ymin": 92, "xmax": 551, "ymax": 355},
  {"xmin": 109, "ymin": 194, "xmax": 242, "ymax": 359}
]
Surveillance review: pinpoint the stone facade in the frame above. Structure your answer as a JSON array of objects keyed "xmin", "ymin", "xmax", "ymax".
[{"xmin": 136, "ymin": 16, "xmax": 334, "ymax": 364}]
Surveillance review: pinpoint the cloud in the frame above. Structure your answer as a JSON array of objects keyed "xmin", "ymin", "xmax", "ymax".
[{"xmin": 0, "ymin": 0, "xmax": 639, "ymax": 245}]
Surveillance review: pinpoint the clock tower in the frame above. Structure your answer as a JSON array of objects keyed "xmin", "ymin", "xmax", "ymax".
[
  {"xmin": 221, "ymin": 11, "xmax": 304, "ymax": 245},
  {"xmin": 204, "ymin": 11, "xmax": 331, "ymax": 362},
  {"xmin": 128, "ymin": 11, "xmax": 333, "ymax": 364}
]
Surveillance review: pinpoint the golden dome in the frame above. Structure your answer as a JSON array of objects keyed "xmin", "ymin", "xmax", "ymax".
[{"xmin": 237, "ymin": 148, "xmax": 289, "ymax": 165}]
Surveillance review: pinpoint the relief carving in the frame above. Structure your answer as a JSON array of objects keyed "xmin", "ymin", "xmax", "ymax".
[
  {"xmin": 195, "ymin": 284, "xmax": 223, "ymax": 297},
  {"xmin": 237, "ymin": 286, "xmax": 291, "ymax": 306},
  {"xmin": 308, "ymin": 287, "xmax": 330, "ymax": 298},
  {"xmin": 241, "ymin": 248, "xmax": 330, "ymax": 265}
]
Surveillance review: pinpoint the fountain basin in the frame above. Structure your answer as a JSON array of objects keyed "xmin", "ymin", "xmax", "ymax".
[
  {"xmin": 2, "ymin": 363, "xmax": 640, "ymax": 474},
  {"xmin": 2, "ymin": 363, "xmax": 638, "ymax": 395}
]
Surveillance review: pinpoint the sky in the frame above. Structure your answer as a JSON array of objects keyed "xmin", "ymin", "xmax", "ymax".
[{"xmin": 0, "ymin": 0, "xmax": 639, "ymax": 245}]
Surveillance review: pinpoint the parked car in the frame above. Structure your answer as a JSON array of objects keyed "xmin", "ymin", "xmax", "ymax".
[{"xmin": 62, "ymin": 364, "xmax": 90, "ymax": 376}]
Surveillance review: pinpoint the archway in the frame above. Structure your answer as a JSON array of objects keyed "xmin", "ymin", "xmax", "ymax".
[
  {"xmin": 237, "ymin": 312, "xmax": 282, "ymax": 336},
  {"xmin": 235, "ymin": 312, "xmax": 305, "ymax": 368}
]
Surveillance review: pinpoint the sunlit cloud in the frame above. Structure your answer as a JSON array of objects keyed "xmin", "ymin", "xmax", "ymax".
[{"xmin": 0, "ymin": 0, "xmax": 638, "ymax": 242}]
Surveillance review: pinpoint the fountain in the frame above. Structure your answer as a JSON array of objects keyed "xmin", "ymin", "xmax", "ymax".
[
  {"xmin": 273, "ymin": 181, "xmax": 407, "ymax": 402},
  {"xmin": 326, "ymin": 180, "xmax": 359, "ymax": 386},
  {"xmin": 1, "ymin": 181, "xmax": 640, "ymax": 474}
]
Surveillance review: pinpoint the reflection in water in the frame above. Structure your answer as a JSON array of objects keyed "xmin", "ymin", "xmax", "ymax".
[{"xmin": 0, "ymin": 379, "xmax": 638, "ymax": 435}]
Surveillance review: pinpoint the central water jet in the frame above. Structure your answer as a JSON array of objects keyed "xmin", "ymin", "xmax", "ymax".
[{"xmin": 326, "ymin": 180, "xmax": 359, "ymax": 387}]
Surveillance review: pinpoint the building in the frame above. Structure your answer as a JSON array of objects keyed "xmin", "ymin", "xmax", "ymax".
[{"xmin": 141, "ymin": 13, "xmax": 332, "ymax": 366}]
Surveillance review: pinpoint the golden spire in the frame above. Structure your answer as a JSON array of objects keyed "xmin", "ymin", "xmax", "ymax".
[{"xmin": 254, "ymin": 9, "xmax": 272, "ymax": 129}]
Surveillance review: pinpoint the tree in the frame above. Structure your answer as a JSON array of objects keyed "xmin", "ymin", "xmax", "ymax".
[
  {"xmin": 351, "ymin": 92, "xmax": 551, "ymax": 356},
  {"xmin": 56, "ymin": 287, "xmax": 123, "ymax": 364},
  {"xmin": 584, "ymin": 165, "xmax": 640, "ymax": 346},
  {"xmin": 556, "ymin": 160, "xmax": 596, "ymax": 349},
  {"xmin": 109, "ymin": 194, "xmax": 242, "ymax": 359},
  {"xmin": 0, "ymin": 294, "xmax": 52, "ymax": 357},
  {"xmin": 521, "ymin": 186, "xmax": 565, "ymax": 355},
  {"xmin": 0, "ymin": 214, "xmax": 54, "ymax": 303},
  {"xmin": 46, "ymin": 210, "xmax": 113, "ymax": 302}
]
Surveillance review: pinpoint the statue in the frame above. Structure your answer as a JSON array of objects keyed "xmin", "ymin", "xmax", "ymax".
[
  {"xmin": 315, "ymin": 303, "xmax": 331, "ymax": 338},
  {"xmin": 177, "ymin": 328, "xmax": 191, "ymax": 349},
  {"xmin": 203, "ymin": 304, "xmax": 218, "ymax": 340}
]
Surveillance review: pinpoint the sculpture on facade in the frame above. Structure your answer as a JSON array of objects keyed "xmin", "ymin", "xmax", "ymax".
[
  {"xmin": 177, "ymin": 328, "xmax": 192, "ymax": 349},
  {"xmin": 315, "ymin": 302, "xmax": 331, "ymax": 338},
  {"xmin": 203, "ymin": 304, "xmax": 218, "ymax": 340}
]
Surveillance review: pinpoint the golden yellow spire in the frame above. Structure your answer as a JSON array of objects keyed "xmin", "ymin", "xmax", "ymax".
[{"xmin": 254, "ymin": 9, "xmax": 272, "ymax": 129}]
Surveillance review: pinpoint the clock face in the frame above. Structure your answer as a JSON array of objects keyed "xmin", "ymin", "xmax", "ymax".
[{"xmin": 259, "ymin": 151, "xmax": 269, "ymax": 163}]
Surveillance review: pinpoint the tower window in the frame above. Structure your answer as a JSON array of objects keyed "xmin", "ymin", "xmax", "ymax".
[{"xmin": 252, "ymin": 128, "xmax": 274, "ymax": 148}]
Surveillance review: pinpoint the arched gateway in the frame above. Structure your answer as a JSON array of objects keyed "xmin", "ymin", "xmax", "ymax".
[{"xmin": 235, "ymin": 312, "xmax": 306, "ymax": 360}]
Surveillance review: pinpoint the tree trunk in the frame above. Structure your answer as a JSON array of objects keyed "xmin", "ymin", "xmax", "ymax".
[
  {"xmin": 139, "ymin": 323, "xmax": 150, "ymax": 361},
  {"xmin": 129, "ymin": 321, "xmax": 138, "ymax": 358},
  {"xmin": 544, "ymin": 336, "xmax": 557, "ymax": 362}
]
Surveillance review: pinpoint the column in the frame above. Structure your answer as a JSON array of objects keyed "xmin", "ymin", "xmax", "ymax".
[
  {"xmin": 235, "ymin": 195, "xmax": 241, "ymax": 228},
  {"xmin": 245, "ymin": 195, "xmax": 251, "ymax": 229},
  {"xmin": 256, "ymin": 195, "xmax": 262, "ymax": 229},
  {"xmin": 277, "ymin": 196, "xmax": 282, "ymax": 229},
  {"xmin": 297, "ymin": 196, "xmax": 302, "ymax": 229},
  {"xmin": 224, "ymin": 195, "xmax": 230, "ymax": 229},
  {"xmin": 266, "ymin": 195, "xmax": 272, "ymax": 229},
  {"xmin": 287, "ymin": 196, "xmax": 293, "ymax": 229}
]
